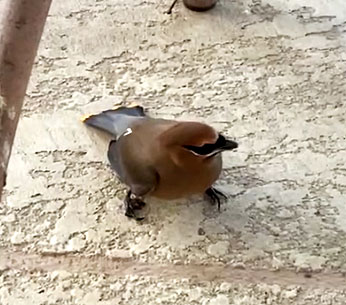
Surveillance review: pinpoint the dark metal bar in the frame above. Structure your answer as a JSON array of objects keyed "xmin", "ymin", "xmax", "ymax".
[{"xmin": 0, "ymin": 0, "xmax": 52, "ymax": 199}]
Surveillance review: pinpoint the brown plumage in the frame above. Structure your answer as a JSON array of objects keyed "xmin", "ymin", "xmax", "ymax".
[{"xmin": 82, "ymin": 105, "xmax": 238, "ymax": 220}]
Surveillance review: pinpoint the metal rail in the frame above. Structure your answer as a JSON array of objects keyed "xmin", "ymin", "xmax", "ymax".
[{"xmin": 0, "ymin": 0, "xmax": 52, "ymax": 199}]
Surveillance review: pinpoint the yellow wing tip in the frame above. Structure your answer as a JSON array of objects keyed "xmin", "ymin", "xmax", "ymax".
[
  {"xmin": 80, "ymin": 114, "xmax": 93, "ymax": 122},
  {"xmin": 112, "ymin": 105, "xmax": 122, "ymax": 110},
  {"xmin": 128, "ymin": 102, "xmax": 140, "ymax": 108}
]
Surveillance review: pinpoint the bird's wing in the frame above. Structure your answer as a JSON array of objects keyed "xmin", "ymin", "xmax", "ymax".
[
  {"xmin": 107, "ymin": 139, "xmax": 159, "ymax": 197},
  {"xmin": 81, "ymin": 106, "xmax": 146, "ymax": 139},
  {"xmin": 106, "ymin": 116, "xmax": 176, "ymax": 197}
]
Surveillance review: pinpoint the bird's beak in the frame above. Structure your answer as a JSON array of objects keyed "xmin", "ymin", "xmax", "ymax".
[{"xmin": 220, "ymin": 139, "xmax": 238, "ymax": 151}]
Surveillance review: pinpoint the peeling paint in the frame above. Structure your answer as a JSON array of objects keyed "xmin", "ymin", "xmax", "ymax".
[
  {"xmin": 7, "ymin": 106, "xmax": 16, "ymax": 121},
  {"xmin": 2, "ymin": 140, "xmax": 10, "ymax": 162},
  {"xmin": 0, "ymin": 95, "xmax": 6, "ymax": 128}
]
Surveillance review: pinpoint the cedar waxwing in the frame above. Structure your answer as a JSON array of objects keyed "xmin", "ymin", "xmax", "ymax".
[{"xmin": 81, "ymin": 105, "xmax": 238, "ymax": 220}]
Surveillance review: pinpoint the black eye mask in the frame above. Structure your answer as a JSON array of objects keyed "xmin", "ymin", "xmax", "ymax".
[{"xmin": 183, "ymin": 134, "xmax": 238, "ymax": 156}]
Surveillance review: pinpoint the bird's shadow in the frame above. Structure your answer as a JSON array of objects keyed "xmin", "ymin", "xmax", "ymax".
[{"xmin": 135, "ymin": 166, "xmax": 267, "ymax": 239}]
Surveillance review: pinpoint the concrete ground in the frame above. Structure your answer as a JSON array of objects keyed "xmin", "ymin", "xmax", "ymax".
[{"xmin": 1, "ymin": 0, "xmax": 346, "ymax": 303}]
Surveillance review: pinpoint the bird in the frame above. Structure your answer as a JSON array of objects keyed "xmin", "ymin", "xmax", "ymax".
[{"xmin": 81, "ymin": 105, "xmax": 238, "ymax": 220}]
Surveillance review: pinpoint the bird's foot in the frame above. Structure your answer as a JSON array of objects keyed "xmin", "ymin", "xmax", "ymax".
[
  {"xmin": 205, "ymin": 187, "xmax": 228, "ymax": 211},
  {"xmin": 124, "ymin": 191, "xmax": 147, "ymax": 221}
]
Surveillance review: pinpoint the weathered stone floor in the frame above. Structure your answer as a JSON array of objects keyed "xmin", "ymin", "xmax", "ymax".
[{"xmin": 1, "ymin": 0, "xmax": 346, "ymax": 303}]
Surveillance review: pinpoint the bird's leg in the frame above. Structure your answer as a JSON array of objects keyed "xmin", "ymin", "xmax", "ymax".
[
  {"xmin": 124, "ymin": 190, "xmax": 146, "ymax": 221},
  {"xmin": 205, "ymin": 187, "xmax": 228, "ymax": 211},
  {"xmin": 165, "ymin": 0, "xmax": 178, "ymax": 14}
]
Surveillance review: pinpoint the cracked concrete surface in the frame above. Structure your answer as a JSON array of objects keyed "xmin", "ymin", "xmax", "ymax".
[{"xmin": 1, "ymin": 0, "xmax": 346, "ymax": 303}]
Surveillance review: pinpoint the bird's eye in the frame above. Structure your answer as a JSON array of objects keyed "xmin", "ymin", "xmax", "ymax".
[
  {"xmin": 183, "ymin": 134, "xmax": 225, "ymax": 156},
  {"xmin": 183, "ymin": 144, "xmax": 215, "ymax": 155}
]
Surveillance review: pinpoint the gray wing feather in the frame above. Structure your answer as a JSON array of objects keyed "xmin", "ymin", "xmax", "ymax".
[
  {"xmin": 85, "ymin": 114, "xmax": 143, "ymax": 139},
  {"xmin": 107, "ymin": 140, "xmax": 158, "ymax": 197}
]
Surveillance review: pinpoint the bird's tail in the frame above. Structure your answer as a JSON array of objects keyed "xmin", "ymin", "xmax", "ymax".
[{"xmin": 81, "ymin": 105, "xmax": 146, "ymax": 137}]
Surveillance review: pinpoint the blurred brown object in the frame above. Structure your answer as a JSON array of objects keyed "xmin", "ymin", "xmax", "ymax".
[
  {"xmin": 0, "ymin": 0, "xmax": 52, "ymax": 199},
  {"xmin": 183, "ymin": 0, "xmax": 218, "ymax": 11}
]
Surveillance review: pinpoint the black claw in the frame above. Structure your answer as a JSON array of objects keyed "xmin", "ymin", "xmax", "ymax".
[
  {"xmin": 205, "ymin": 187, "xmax": 228, "ymax": 211},
  {"xmin": 124, "ymin": 190, "xmax": 146, "ymax": 221}
]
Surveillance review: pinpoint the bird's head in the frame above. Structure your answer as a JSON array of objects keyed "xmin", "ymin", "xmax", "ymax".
[{"xmin": 159, "ymin": 121, "xmax": 238, "ymax": 162}]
